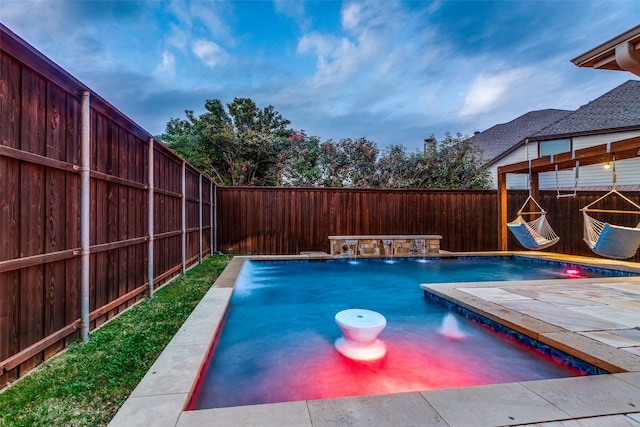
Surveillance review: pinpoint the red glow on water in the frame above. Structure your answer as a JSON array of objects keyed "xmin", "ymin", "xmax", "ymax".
[
  {"xmin": 241, "ymin": 327, "xmax": 586, "ymax": 405},
  {"xmin": 189, "ymin": 325, "xmax": 584, "ymax": 409},
  {"xmin": 259, "ymin": 338, "xmax": 487, "ymax": 403},
  {"xmin": 565, "ymin": 268, "xmax": 582, "ymax": 277}
]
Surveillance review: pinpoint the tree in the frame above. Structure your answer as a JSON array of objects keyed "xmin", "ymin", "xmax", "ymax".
[
  {"xmin": 160, "ymin": 98, "xmax": 491, "ymax": 189},
  {"xmin": 373, "ymin": 144, "xmax": 429, "ymax": 188},
  {"xmin": 373, "ymin": 135, "xmax": 491, "ymax": 189},
  {"xmin": 159, "ymin": 98, "xmax": 293, "ymax": 186},
  {"xmin": 318, "ymin": 138, "xmax": 379, "ymax": 187},
  {"xmin": 421, "ymin": 133, "xmax": 492, "ymax": 189},
  {"xmin": 281, "ymin": 131, "xmax": 322, "ymax": 186}
]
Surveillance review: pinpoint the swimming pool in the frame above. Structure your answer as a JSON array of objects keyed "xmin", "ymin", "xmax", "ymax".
[{"xmin": 188, "ymin": 256, "xmax": 635, "ymax": 410}]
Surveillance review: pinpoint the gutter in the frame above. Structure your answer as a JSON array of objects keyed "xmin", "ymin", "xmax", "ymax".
[{"xmin": 615, "ymin": 41, "xmax": 640, "ymax": 77}]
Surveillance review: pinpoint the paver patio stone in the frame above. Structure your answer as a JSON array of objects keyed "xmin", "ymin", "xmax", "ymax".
[
  {"xmin": 501, "ymin": 300, "xmax": 626, "ymax": 331},
  {"xmin": 517, "ymin": 414, "xmax": 640, "ymax": 426},
  {"xmin": 308, "ymin": 392, "xmax": 447, "ymax": 427},
  {"xmin": 176, "ymin": 402, "xmax": 312, "ymax": 427},
  {"xmin": 130, "ymin": 344, "xmax": 208, "ymax": 397},
  {"xmin": 579, "ymin": 330, "xmax": 640, "ymax": 348},
  {"xmin": 109, "ymin": 393, "xmax": 187, "ymax": 427},
  {"xmin": 521, "ymin": 375, "xmax": 640, "ymax": 417},
  {"xmin": 421, "ymin": 382, "xmax": 570, "ymax": 427}
]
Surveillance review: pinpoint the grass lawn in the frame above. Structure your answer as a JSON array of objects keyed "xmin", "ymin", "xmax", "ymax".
[{"xmin": 0, "ymin": 255, "xmax": 233, "ymax": 427}]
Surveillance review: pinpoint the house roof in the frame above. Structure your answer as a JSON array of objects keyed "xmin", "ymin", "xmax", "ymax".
[
  {"xmin": 530, "ymin": 80, "xmax": 640, "ymax": 140},
  {"xmin": 470, "ymin": 109, "xmax": 572, "ymax": 164}
]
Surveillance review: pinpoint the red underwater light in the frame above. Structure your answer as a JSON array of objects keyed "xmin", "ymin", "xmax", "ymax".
[{"xmin": 565, "ymin": 267, "xmax": 581, "ymax": 277}]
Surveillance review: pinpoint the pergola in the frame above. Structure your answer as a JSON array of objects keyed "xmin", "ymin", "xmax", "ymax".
[
  {"xmin": 497, "ymin": 25, "xmax": 640, "ymax": 250},
  {"xmin": 497, "ymin": 135, "xmax": 640, "ymax": 250}
]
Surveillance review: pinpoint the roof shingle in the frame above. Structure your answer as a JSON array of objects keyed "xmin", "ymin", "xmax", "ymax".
[
  {"xmin": 470, "ymin": 109, "xmax": 572, "ymax": 163},
  {"xmin": 531, "ymin": 80, "xmax": 640, "ymax": 139}
]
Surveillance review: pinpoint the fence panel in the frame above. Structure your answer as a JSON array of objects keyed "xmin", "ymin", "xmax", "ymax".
[
  {"xmin": 88, "ymin": 109, "xmax": 149, "ymax": 327},
  {"xmin": 216, "ymin": 188, "xmax": 500, "ymax": 255},
  {"xmin": 185, "ymin": 166, "xmax": 201, "ymax": 268},
  {"xmin": 0, "ymin": 25, "xmax": 214, "ymax": 387},
  {"xmin": 202, "ymin": 181, "xmax": 212, "ymax": 255},
  {"xmin": 217, "ymin": 187, "xmax": 640, "ymax": 263},
  {"xmin": 0, "ymin": 47, "xmax": 82, "ymax": 384},
  {"xmin": 152, "ymin": 147, "xmax": 183, "ymax": 285}
]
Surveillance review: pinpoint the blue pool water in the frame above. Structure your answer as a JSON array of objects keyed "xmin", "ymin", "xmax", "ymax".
[{"xmin": 189, "ymin": 256, "xmax": 630, "ymax": 409}]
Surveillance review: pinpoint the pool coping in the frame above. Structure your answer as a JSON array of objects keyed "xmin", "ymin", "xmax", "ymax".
[{"xmin": 109, "ymin": 252, "xmax": 640, "ymax": 427}]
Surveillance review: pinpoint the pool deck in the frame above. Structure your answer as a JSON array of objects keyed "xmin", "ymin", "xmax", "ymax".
[{"xmin": 109, "ymin": 252, "xmax": 640, "ymax": 427}]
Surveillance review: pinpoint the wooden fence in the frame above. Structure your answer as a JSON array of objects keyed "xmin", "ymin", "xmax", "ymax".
[
  {"xmin": 216, "ymin": 186, "xmax": 640, "ymax": 263},
  {"xmin": 0, "ymin": 24, "xmax": 215, "ymax": 387}
]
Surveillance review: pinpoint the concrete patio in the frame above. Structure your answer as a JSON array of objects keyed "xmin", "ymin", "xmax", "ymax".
[{"xmin": 109, "ymin": 253, "xmax": 640, "ymax": 427}]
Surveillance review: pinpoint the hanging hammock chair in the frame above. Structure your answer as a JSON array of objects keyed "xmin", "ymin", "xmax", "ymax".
[
  {"xmin": 581, "ymin": 155, "xmax": 640, "ymax": 260},
  {"xmin": 508, "ymin": 194, "xmax": 560, "ymax": 250},
  {"xmin": 581, "ymin": 188, "xmax": 640, "ymax": 260}
]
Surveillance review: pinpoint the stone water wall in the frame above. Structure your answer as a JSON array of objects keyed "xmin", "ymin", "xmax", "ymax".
[{"xmin": 328, "ymin": 235, "xmax": 442, "ymax": 257}]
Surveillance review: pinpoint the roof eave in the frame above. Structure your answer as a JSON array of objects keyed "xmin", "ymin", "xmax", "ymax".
[
  {"xmin": 571, "ymin": 25, "xmax": 640, "ymax": 71},
  {"xmin": 485, "ymin": 138, "xmax": 528, "ymax": 167},
  {"xmin": 529, "ymin": 125, "xmax": 640, "ymax": 143}
]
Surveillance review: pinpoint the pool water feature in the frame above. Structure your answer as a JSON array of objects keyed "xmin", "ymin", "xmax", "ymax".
[
  {"xmin": 188, "ymin": 257, "xmax": 634, "ymax": 410},
  {"xmin": 334, "ymin": 308, "xmax": 388, "ymax": 361}
]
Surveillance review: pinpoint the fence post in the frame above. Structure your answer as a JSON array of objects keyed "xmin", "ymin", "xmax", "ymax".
[
  {"xmin": 498, "ymin": 171, "xmax": 508, "ymax": 251},
  {"xmin": 147, "ymin": 138, "xmax": 154, "ymax": 297},
  {"xmin": 80, "ymin": 90, "xmax": 91, "ymax": 343},
  {"xmin": 213, "ymin": 184, "xmax": 217, "ymax": 254},
  {"xmin": 199, "ymin": 174, "xmax": 203, "ymax": 263},
  {"xmin": 182, "ymin": 161, "xmax": 186, "ymax": 273},
  {"xmin": 210, "ymin": 181, "xmax": 214, "ymax": 255}
]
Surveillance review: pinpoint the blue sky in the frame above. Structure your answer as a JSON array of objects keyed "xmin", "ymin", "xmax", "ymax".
[{"xmin": 2, "ymin": 0, "xmax": 639, "ymax": 152}]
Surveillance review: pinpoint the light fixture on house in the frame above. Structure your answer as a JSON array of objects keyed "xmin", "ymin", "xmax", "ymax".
[{"xmin": 603, "ymin": 161, "xmax": 611, "ymax": 169}]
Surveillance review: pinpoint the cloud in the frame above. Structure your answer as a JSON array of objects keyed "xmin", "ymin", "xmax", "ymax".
[
  {"xmin": 296, "ymin": 1, "xmax": 414, "ymax": 90},
  {"xmin": 292, "ymin": 0, "xmax": 446, "ymax": 127},
  {"xmin": 341, "ymin": 2, "xmax": 363, "ymax": 30},
  {"xmin": 158, "ymin": 51, "xmax": 176, "ymax": 76},
  {"xmin": 166, "ymin": 23, "xmax": 190, "ymax": 51},
  {"xmin": 3, "ymin": 0, "xmax": 638, "ymax": 153},
  {"xmin": 192, "ymin": 39, "xmax": 227, "ymax": 68},
  {"xmin": 274, "ymin": 0, "xmax": 310, "ymax": 30},
  {"xmin": 188, "ymin": 1, "xmax": 235, "ymax": 45},
  {"xmin": 460, "ymin": 69, "xmax": 529, "ymax": 117},
  {"xmin": 1, "ymin": 1, "xmax": 110, "ymax": 70},
  {"xmin": 297, "ymin": 33, "xmax": 339, "ymax": 58},
  {"xmin": 297, "ymin": 32, "xmax": 365, "ymax": 85},
  {"xmin": 427, "ymin": 0, "xmax": 443, "ymax": 14}
]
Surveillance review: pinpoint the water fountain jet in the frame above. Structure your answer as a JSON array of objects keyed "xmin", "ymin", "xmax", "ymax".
[{"xmin": 439, "ymin": 313, "xmax": 465, "ymax": 340}]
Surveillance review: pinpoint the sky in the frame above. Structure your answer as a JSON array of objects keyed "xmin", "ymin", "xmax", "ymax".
[{"xmin": 2, "ymin": 0, "xmax": 639, "ymax": 152}]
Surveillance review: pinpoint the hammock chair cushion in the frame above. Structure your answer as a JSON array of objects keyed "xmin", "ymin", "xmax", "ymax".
[
  {"xmin": 584, "ymin": 216, "xmax": 640, "ymax": 260},
  {"xmin": 508, "ymin": 215, "xmax": 559, "ymax": 250},
  {"xmin": 581, "ymin": 185, "xmax": 640, "ymax": 260}
]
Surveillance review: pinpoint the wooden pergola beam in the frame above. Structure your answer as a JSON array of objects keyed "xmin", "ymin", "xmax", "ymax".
[{"xmin": 498, "ymin": 135, "xmax": 640, "ymax": 175}]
